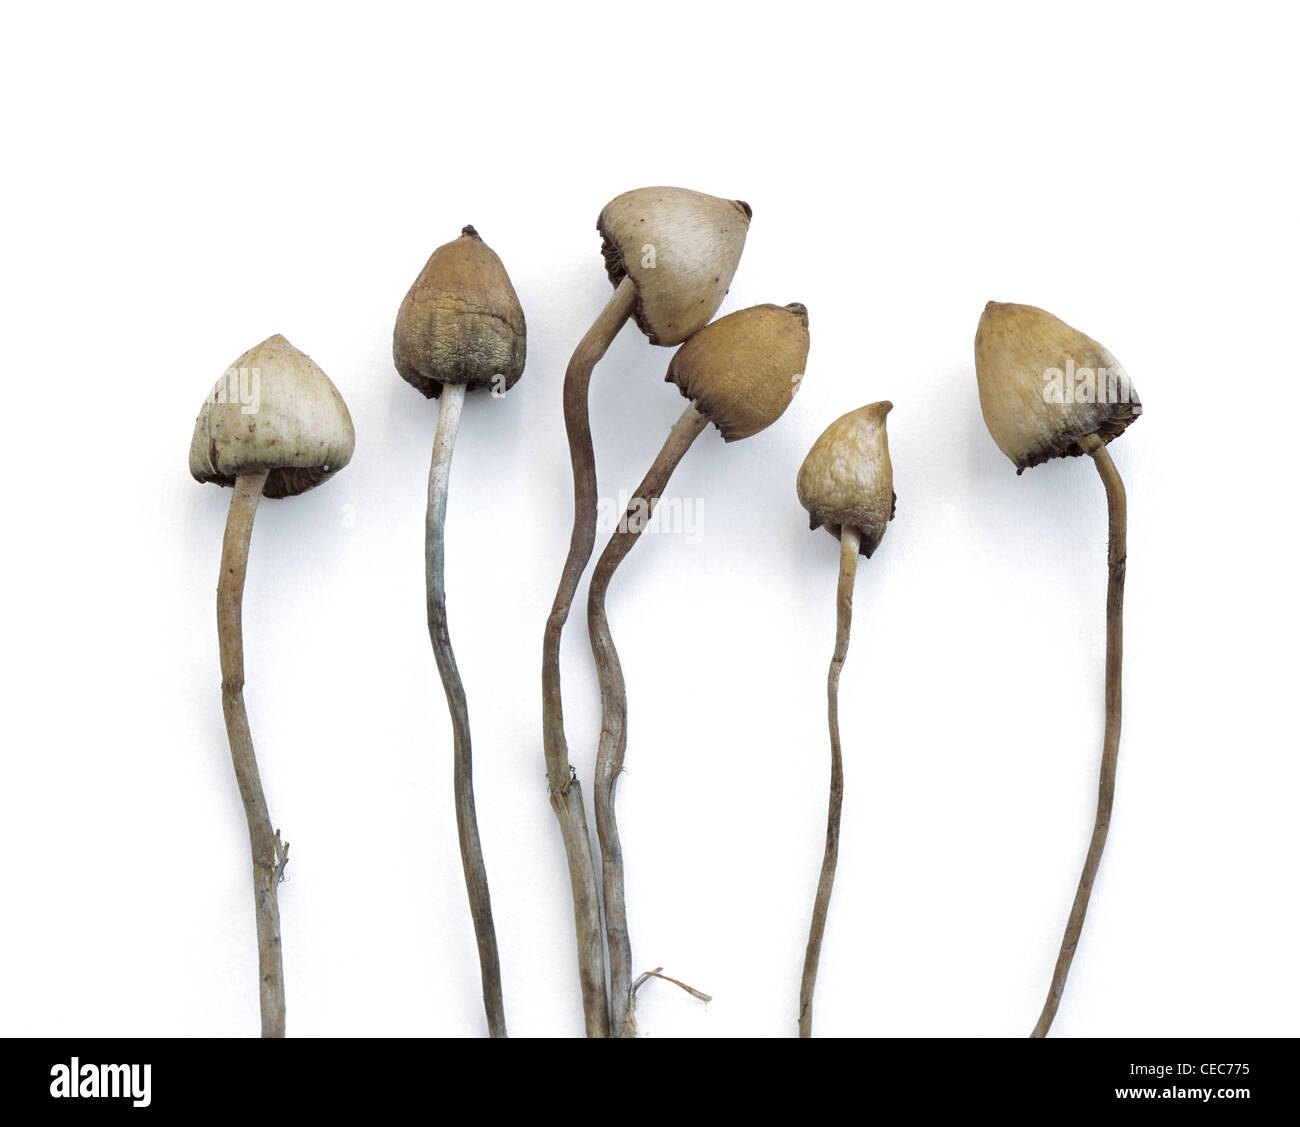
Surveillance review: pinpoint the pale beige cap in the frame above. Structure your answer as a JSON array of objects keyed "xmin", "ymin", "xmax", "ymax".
[
  {"xmin": 597, "ymin": 186, "xmax": 751, "ymax": 347},
  {"xmin": 975, "ymin": 301, "xmax": 1140, "ymax": 473},
  {"xmin": 189, "ymin": 334, "xmax": 355, "ymax": 499},
  {"xmin": 797, "ymin": 401, "xmax": 895, "ymax": 557}
]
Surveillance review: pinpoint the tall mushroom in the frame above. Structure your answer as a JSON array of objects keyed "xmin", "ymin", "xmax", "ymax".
[
  {"xmin": 542, "ymin": 187, "xmax": 751, "ymax": 1035},
  {"xmin": 974, "ymin": 300, "xmax": 1140, "ymax": 1037},
  {"xmin": 587, "ymin": 301, "xmax": 811, "ymax": 1034},
  {"xmin": 793, "ymin": 401, "xmax": 895, "ymax": 1037},
  {"xmin": 189, "ymin": 333, "xmax": 355, "ymax": 1037},
  {"xmin": 393, "ymin": 225, "xmax": 526, "ymax": 1038}
]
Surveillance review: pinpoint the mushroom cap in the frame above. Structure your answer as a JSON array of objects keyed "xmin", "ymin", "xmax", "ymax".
[
  {"xmin": 393, "ymin": 225, "xmax": 527, "ymax": 399},
  {"xmin": 797, "ymin": 402, "xmax": 895, "ymax": 557},
  {"xmin": 189, "ymin": 334, "xmax": 356, "ymax": 499},
  {"xmin": 975, "ymin": 301, "xmax": 1140, "ymax": 473},
  {"xmin": 665, "ymin": 303, "xmax": 809, "ymax": 441},
  {"xmin": 598, "ymin": 187, "xmax": 751, "ymax": 347}
]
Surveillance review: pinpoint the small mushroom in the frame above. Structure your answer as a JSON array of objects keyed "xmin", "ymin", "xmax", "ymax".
[
  {"xmin": 793, "ymin": 401, "xmax": 895, "ymax": 1038},
  {"xmin": 542, "ymin": 186, "xmax": 751, "ymax": 1037},
  {"xmin": 587, "ymin": 302, "xmax": 809, "ymax": 1034},
  {"xmin": 189, "ymin": 333, "xmax": 355, "ymax": 1037},
  {"xmin": 393, "ymin": 225, "xmax": 526, "ymax": 1038},
  {"xmin": 974, "ymin": 300, "xmax": 1139, "ymax": 1037}
]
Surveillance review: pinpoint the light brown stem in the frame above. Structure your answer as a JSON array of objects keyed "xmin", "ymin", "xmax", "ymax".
[
  {"xmin": 588, "ymin": 403, "xmax": 709, "ymax": 1035},
  {"xmin": 541, "ymin": 277, "xmax": 636, "ymax": 1037},
  {"xmin": 1031, "ymin": 435, "xmax": 1127, "ymax": 1037},
  {"xmin": 217, "ymin": 468, "xmax": 287, "ymax": 1038},
  {"xmin": 426, "ymin": 382, "xmax": 506, "ymax": 1037},
  {"xmin": 798, "ymin": 525, "xmax": 860, "ymax": 1037}
]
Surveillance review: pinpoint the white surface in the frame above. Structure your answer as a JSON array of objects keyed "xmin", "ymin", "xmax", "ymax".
[{"xmin": 1, "ymin": 1, "xmax": 1296, "ymax": 1038}]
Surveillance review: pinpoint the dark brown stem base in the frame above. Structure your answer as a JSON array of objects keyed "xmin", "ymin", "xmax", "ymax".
[
  {"xmin": 541, "ymin": 277, "xmax": 636, "ymax": 1038},
  {"xmin": 427, "ymin": 382, "xmax": 507, "ymax": 1037},
  {"xmin": 588, "ymin": 404, "xmax": 709, "ymax": 1035},
  {"xmin": 217, "ymin": 468, "xmax": 288, "ymax": 1038},
  {"xmin": 1031, "ymin": 435, "xmax": 1127, "ymax": 1037},
  {"xmin": 798, "ymin": 525, "xmax": 860, "ymax": 1037}
]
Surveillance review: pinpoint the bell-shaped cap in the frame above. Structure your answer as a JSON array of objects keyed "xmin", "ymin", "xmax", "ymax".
[
  {"xmin": 797, "ymin": 402, "xmax": 895, "ymax": 557},
  {"xmin": 393, "ymin": 225, "xmax": 527, "ymax": 399},
  {"xmin": 975, "ymin": 301, "xmax": 1140, "ymax": 473},
  {"xmin": 665, "ymin": 303, "xmax": 809, "ymax": 441},
  {"xmin": 598, "ymin": 187, "xmax": 751, "ymax": 347},
  {"xmin": 189, "ymin": 334, "xmax": 356, "ymax": 499}
]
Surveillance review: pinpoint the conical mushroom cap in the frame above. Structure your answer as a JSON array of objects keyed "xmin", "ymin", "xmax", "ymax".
[
  {"xmin": 189, "ymin": 334, "xmax": 355, "ymax": 499},
  {"xmin": 665, "ymin": 303, "xmax": 809, "ymax": 441},
  {"xmin": 975, "ymin": 301, "xmax": 1140, "ymax": 473},
  {"xmin": 393, "ymin": 225, "xmax": 526, "ymax": 399},
  {"xmin": 797, "ymin": 401, "xmax": 895, "ymax": 557},
  {"xmin": 598, "ymin": 186, "xmax": 751, "ymax": 347}
]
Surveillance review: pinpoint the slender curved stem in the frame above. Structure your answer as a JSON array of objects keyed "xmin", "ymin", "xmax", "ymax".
[
  {"xmin": 426, "ymin": 382, "xmax": 507, "ymax": 1037},
  {"xmin": 541, "ymin": 277, "xmax": 636, "ymax": 1037},
  {"xmin": 799, "ymin": 525, "xmax": 860, "ymax": 1037},
  {"xmin": 1031, "ymin": 435, "xmax": 1127, "ymax": 1037},
  {"xmin": 217, "ymin": 468, "xmax": 287, "ymax": 1038},
  {"xmin": 588, "ymin": 403, "xmax": 709, "ymax": 1035}
]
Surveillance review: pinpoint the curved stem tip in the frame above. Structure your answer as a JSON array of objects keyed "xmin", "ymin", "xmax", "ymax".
[
  {"xmin": 426, "ymin": 381, "xmax": 507, "ymax": 1037},
  {"xmin": 798, "ymin": 525, "xmax": 860, "ymax": 1037},
  {"xmin": 1031, "ymin": 435, "xmax": 1127, "ymax": 1037},
  {"xmin": 588, "ymin": 403, "xmax": 709, "ymax": 1035},
  {"xmin": 217, "ymin": 468, "xmax": 287, "ymax": 1038}
]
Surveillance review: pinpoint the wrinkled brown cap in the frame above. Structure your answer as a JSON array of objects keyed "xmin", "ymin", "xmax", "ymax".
[
  {"xmin": 598, "ymin": 187, "xmax": 751, "ymax": 347},
  {"xmin": 665, "ymin": 303, "xmax": 809, "ymax": 441},
  {"xmin": 797, "ymin": 401, "xmax": 895, "ymax": 557},
  {"xmin": 189, "ymin": 334, "xmax": 356, "ymax": 499},
  {"xmin": 975, "ymin": 301, "xmax": 1140, "ymax": 473},
  {"xmin": 393, "ymin": 226, "xmax": 526, "ymax": 399}
]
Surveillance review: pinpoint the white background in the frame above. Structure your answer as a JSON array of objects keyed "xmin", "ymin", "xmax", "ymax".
[{"xmin": 2, "ymin": 1, "xmax": 1296, "ymax": 1038}]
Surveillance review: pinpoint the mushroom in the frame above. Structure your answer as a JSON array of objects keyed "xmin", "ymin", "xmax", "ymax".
[
  {"xmin": 393, "ymin": 225, "xmax": 526, "ymax": 1038},
  {"xmin": 542, "ymin": 186, "xmax": 751, "ymax": 1036},
  {"xmin": 189, "ymin": 333, "xmax": 355, "ymax": 1037},
  {"xmin": 974, "ymin": 300, "xmax": 1140, "ymax": 1037},
  {"xmin": 587, "ymin": 302, "xmax": 810, "ymax": 1034},
  {"xmin": 793, "ymin": 401, "xmax": 895, "ymax": 1038}
]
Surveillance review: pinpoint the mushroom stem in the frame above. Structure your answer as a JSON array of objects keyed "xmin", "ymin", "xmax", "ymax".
[
  {"xmin": 216, "ymin": 467, "xmax": 287, "ymax": 1038},
  {"xmin": 798, "ymin": 524, "xmax": 861, "ymax": 1037},
  {"xmin": 426, "ymin": 381, "xmax": 507, "ymax": 1038},
  {"xmin": 587, "ymin": 403, "xmax": 710, "ymax": 1035},
  {"xmin": 1031, "ymin": 434, "xmax": 1127, "ymax": 1037},
  {"xmin": 542, "ymin": 276, "xmax": 636, "ymax": 1037}
]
